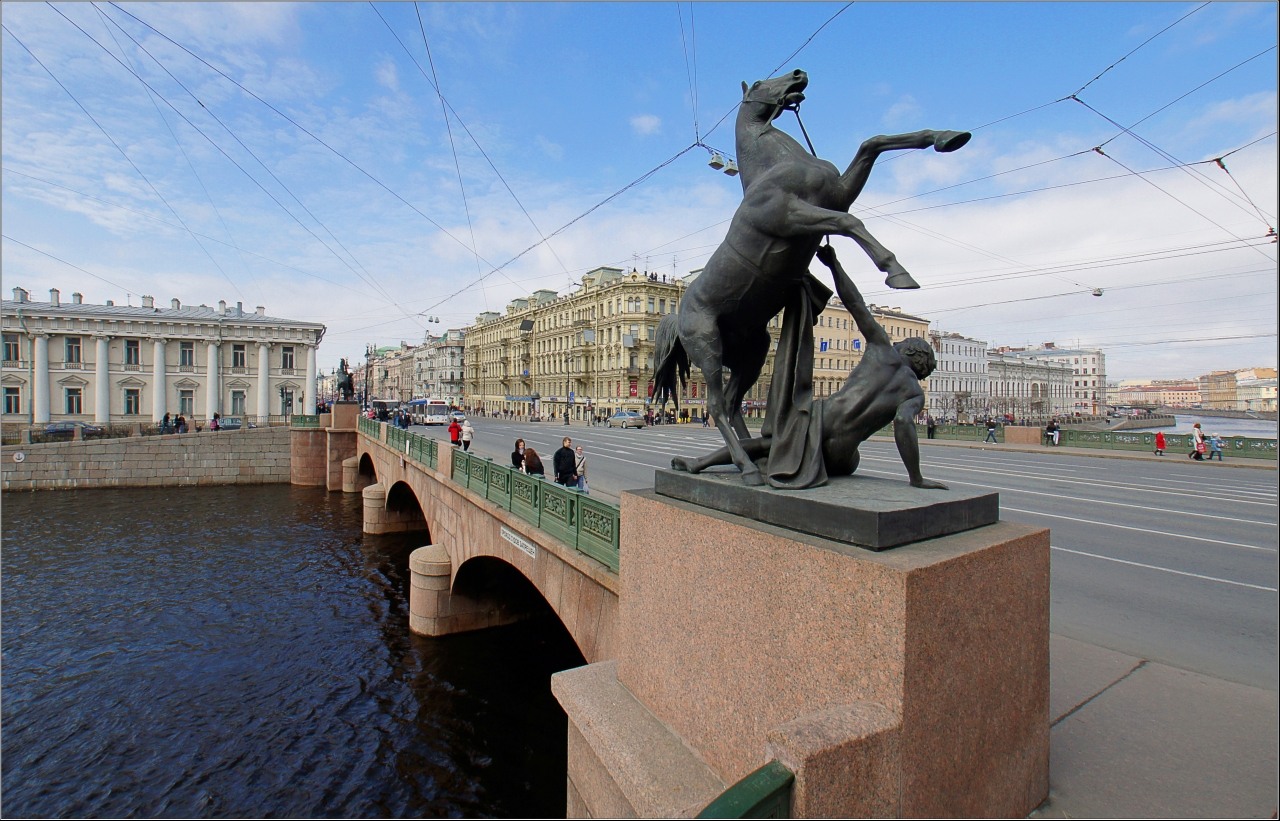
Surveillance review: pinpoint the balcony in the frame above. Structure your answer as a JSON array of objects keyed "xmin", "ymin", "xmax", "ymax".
[{"xmin": 62, "ymin": 361, "xmax": 85, "ymax": 370}]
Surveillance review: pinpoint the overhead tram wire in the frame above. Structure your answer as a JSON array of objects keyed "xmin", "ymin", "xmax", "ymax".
[
  {"xmin": 6, "ymin": 169, "xmax": 364, "ymax": 296},
  {"xmin": 367, "ymin": 2, "xmax": 574, "ymax": 293},
  {"xmin": 678, "ymin": 2, "xmax": 700, "ymax": 144},
  {"xmin": 103, "ymin": 2, "xmax": 514, "ymax": 314},
  {"xmin": 3, "ymin": 23, "xmax": 247, "ymax": 304},
  {"xmin": 415, "ymin": 3, "xmax": 488, "ymax": 309},
  {"xmin": 91, "ymin": 3, "xmax": 256, "ymax": 287},
  {"xmin": 78, "ymin": 3, "xmax": 409, "ymax": 315},
  {"xmin": 3, "ymin": 236, "xmax": 134, "ymax": 295},
  {"xmin": 1072, "ymin": 2, "xmax": 1211, "ymax": 97}
]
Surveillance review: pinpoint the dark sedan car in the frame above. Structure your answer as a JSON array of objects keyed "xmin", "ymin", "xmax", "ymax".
[{"xmin": 43, "ymin": 421, "xmax": 105, "ymax": 440}]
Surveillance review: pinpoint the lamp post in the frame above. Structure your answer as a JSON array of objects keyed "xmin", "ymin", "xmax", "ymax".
[{"xmin": 564, "ymin": 352, "xmax": 572, "ymax": 425}]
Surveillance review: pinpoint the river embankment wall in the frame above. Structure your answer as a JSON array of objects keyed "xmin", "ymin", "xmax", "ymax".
[{"xmin": 1, "ymin": 427, "xmax": 291, "ymax": 492}]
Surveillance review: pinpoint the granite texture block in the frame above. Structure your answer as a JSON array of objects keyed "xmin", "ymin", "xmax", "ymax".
[
  {"xmin": 615, "ymin": 488, "xmax": 1049, "ymax": 817},
  {"xmin": 654, "ymin": 469, "xmax": 999, "ymax": 550}
]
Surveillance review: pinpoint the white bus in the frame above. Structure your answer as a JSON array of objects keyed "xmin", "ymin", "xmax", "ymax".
[{"xmin": 421, "ymin": 400, "xmax": 451, "ymax": 426}]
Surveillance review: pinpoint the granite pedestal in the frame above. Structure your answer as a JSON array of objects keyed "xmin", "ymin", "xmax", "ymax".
[{"xmin": 554, "ymin": 484, "xmax": 1049, "ymax": 818}]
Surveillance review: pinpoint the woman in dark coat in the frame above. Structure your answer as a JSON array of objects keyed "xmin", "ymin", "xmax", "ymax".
[{"xmin": 511, "ymin": 438, "xmax": 526, "ymax": 470}]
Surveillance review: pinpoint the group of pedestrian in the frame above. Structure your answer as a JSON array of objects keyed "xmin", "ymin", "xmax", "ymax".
[
  {"xmin": 159, "ymin": 413, "xmax": 190, "ymax": 434},
  {"xmin": 1185, "ymin": 423, "xmax": 1225, "ymax": 461},
  {"xmin": 507, "ymin": 436, "xmax": 588, "ymax": 492},
  {"xmin": 448, "ymin": 416, "xmax": 475, "ymax": 451}
]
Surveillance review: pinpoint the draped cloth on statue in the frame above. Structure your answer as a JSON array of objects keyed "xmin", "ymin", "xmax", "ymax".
[{"xmin": 763, "ymin": 272, "xmax": 833, "ymax": 489}]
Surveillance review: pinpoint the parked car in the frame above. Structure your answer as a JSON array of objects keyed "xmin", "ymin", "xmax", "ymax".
[
  {"xmin": 450, "ymin": 411, "xmax": 467, "ymax": 422},
  {"xmin": 216, "ymin": 417, "xmax": 256, "ymax": 431},
  {"xmin": 42, "ymin": 421, "xmax": 105, "ymax": 440},
  {"xmin": 607, "ymin": 410, "xmax": 645, "ymax": 429}
]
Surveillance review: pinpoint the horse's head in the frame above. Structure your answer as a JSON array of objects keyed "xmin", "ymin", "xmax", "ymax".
[{"xmin": 740, "ymin": 69, "xmax": 808, "ymax": 122}]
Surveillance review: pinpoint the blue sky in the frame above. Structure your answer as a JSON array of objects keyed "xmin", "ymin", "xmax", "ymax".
[{"xmin": 3, "ymin": 2, "xmax": 1276, "ymax": 381}]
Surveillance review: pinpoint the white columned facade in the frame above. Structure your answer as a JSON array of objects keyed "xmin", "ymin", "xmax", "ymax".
[
  {"xmin": 257, "ymin": 342, "xmax": 271, "ymax": 421},
  {"xmin": 152, "ymin": 338, "xmax": 167, "ymax": 421},
  {"xmin": 206, "ymin": 340, "xmax": 220, "ymax": 421},
  {"xmin": 305, "ymin": 344, "xmax": 318, "ymax": 414},
  {"xmin": 33, "ymin": 333, "xmax": 50, "ymax": 423},
  {"xmin": 95, "ymin": 335, "xmax": 110, "ymax": 423}
]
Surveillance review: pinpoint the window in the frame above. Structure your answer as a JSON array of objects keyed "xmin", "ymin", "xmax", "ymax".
[
  {"xmin": 124, "ymin": 388, "xmax": 140, "ymax": 415},
  {"xmin": 65, "ymin": 337, "xmax": 82, "ymax": 363},
  {"xmin": 647, "ymin": 297, "xmax": 655, "ymax": 313},
  {"xmin": 282, "ymin": 346, "xmax": 295, "ymax": 370},
  {"xmin": 280, "ymin": 389, "xmax": 295, "ymax": 414},
  {"xmin": 658, "ymin": 299, "xmax": 666, "ymax": 314},
  {"xmin": 232, "ymin": 344, "xmax": 246, "ymax": 368},
  {"xmin": 231, "ymin": 390, "xmax": 246, "ymax": 415},
  {"xmin": 125, "ymin": 339, "xmax": 141, "ymax": 366},
  {"xmin": 179, "ymin": 389, "xmax": 194, "ymax": 417},
  {"xmin": 4, "ymin": 386, "xmax": 20, "ymax": 414},
  {"xmin": 180, "ymin": 342, "xmax": 194, "ymax": 367},
  {"xmin": 65, "ymin": 387, "xmax": 83, "ymax": 414},
  {"xmin": 3, "ymin": 333, "xmax": 19, "ymax": 362}
]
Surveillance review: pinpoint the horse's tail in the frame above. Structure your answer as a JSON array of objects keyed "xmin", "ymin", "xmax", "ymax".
[{"xmin": 652, "ymin": 312, "xmax": 689, "ymax": 410}]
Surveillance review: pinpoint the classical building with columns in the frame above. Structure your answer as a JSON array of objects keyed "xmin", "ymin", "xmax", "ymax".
[{"xmin": 2, "ymin": 287, "xmax": 325, "ymax": 427}]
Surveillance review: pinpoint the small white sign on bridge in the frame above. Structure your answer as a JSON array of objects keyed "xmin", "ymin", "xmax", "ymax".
[{"xmin": 501, "ymin": 526, "xmax": 538, "ymax": 559}]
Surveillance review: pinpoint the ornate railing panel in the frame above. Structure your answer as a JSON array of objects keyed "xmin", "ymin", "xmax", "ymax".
[{"xmin": 290, "ymin": 414, "xmax": 321, "ymax": 429}]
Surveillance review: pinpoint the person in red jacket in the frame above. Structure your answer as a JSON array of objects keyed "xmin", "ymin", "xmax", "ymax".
[
  {"xmin": 1154, "ymin": 430, "xmax": 1166, "ymax": 456},
  {"xmin": 448, "ymin": 417, "xmax": 462, "ymax": 447}
]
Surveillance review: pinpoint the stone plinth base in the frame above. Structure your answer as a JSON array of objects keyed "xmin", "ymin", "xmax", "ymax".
[
  {"xmin": 326, "ymin": 429, "xmax": 357, "ymax": 491},
  {"xmin": 408, "ymin": 545, "xmax": 531, "ymax": 637},
  {"xmin": 290, "ymin": 428, "xmax": 327, "ymax": 486},
  {"xmin": 654, "ymin": 469, "xmax": 998, "ymax": 550},
  {"xmin": 362, "ymin": 482, "xmax": 425, "ymax": 534},
  {"xmin": 331, "ymin": 400, "xmax": 359, "ymax": 430},
  {"xmin": 558, "ymin": 489, "xmax": 1049, "ymax": 818}
]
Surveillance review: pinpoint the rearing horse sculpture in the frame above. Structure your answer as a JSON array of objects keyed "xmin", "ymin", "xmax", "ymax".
[{"xmin": 653, "ymin": 69, "xmax": 969, "ymax": 486}]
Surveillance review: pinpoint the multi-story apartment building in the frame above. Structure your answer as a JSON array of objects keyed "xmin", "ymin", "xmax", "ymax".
[
  {"xmin": 998, "ymin": 344, "xmax": 1107, "ymax": 415},
  {"xmin": 1199, "ymin": 368, "xmax": 1278, "ymax": 411},
  {"xmin": 986, "ymin": 350, "xmax": 1073, "ymax": 421},
  {"xmin": 1237, "ymin": 377, "xmax": 1278, "ymax": 412},
  {"xmin": 2, "ymin": 287, "xmax": 324, "ymax": 426},
  {"xmin": 811, "ymin": 297, "xmax": 931, "ymax": 403},
  {"xmin": 926, "ymin": 331, "xmax": 990, "ymax": 422},
  {"xmin": 414, "ymin": 330, "xmax": 466, "ymax": 404}
]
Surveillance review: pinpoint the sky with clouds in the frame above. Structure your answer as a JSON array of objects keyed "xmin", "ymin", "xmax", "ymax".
[{"xmin": 3, "ymin": 1, "xmax": 1276, "ymax": 381}]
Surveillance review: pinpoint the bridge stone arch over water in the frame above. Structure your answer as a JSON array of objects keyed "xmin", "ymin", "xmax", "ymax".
[{"xmin": 354, "ymin": 433, "xmax": 618, "ymax": 665}]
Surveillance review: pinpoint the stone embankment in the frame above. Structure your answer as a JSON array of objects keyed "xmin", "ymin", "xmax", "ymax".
[{"xmin": 1, "ymin": 427, "xmax": 291, "ymax": 492}]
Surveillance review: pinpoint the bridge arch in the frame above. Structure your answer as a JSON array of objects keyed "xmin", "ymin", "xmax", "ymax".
[{"xmin": 358, "ymin": 452, "xmax": 378, "ymax": 485}]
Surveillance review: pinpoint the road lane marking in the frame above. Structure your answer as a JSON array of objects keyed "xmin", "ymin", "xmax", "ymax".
[
  {"xmin": 1051, "ymin": 545, "xmax": 1278, "ymax": 592},
  {"xmin": 1004, "ymin": 506, "xmax": 1276, "ymax": 552}
]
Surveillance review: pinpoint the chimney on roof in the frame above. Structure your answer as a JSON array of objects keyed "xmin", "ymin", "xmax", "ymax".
[
  {"xmin": 106, "ymin": 300, "xmax": 114, "ymax": 306},
  {"xmin": 171, "ymin": 298, "xmax": 181, "ymax": 309},
  {"xmin": 1043, "ymin": 342, "xmax": 1055, "ymax": 349},
  {"xmin": 256, "ymin": 306, "xmax": 265, "ymax": 316},
  {"xmin": 236, "ymin": 301, "xmax": 244, "ymax": 317},
  {"xmin": 72, "ymin": 292, "xmax": 83, "ymax": 304},
  {"xmin": 218, "ymin": 300, "xmax": 227, "ymax": 315},
  {"xmin": 141, "ymin": 295, "xmax": 154, "ymax": 309},
  {"xmin": 13, "ymin": 287, "xmax": 28, "ymax": 303},
  {"xmin": 49, "ymin": 288, "xmax": 60, "ymax": 306}
]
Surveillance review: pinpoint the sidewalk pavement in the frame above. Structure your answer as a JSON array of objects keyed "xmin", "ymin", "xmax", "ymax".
[
  {"xmin": 1036, "ymin": 634, "xmax": 1278, "ymax": 819},
  {"xmin": 916, "ymin": 434, "xmax": 1277, "ymax": 470}
]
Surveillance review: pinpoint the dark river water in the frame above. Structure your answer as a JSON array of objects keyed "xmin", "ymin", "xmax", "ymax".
[{"xmin": 1, "ymin": 485, "xmax": 585, "ymax": 818}]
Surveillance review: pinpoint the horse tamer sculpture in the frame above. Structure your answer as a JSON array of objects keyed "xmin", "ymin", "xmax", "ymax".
[{"xmin": 652, "ymin": 69, "xmax": 969, "ymax": 488}]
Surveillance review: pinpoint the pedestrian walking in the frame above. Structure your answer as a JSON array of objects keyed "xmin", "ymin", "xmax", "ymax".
[
  {"xmin": 211, "ymin": 412, "xmax": 221, "ymax": 431},
  {"xmin": 1154, "ymin": 430, "xmax": 1166, "ymax": 455},
  {"xmin": 448, "ymin": 417, "xmax": 462, "ymax": 447},
  {"xmin": 553, "ymin": 436, "xmax": 577, "ymax": 486},
  {"xmin": 523, "ymin": 447, "xmax": 545, "ymax": 478},
  {"xmin": 1045, "ymin": 419, "xmax": 1060, "ymax": 446},
  {"xmin": 511, "ymin": 438, "xmax": 526, "ymax": 471},
  {"xmin": 1189, "ymin": 422, "xmax": 1206, "ymax": 460},
  {"xmin": 1207, "ymin": 433, "xmax": 1224, "ymax": 461},
  {"xmin": 460, "ymin": 418, "xmax": 475, "ymax": 452},
  {"xmin": 926, "ymin": 414, "xmax": 936, "ymax": 440},
  {"xmin": 574, "ymin": 445, "xmax": 589, "ymax": 493},
  {"xmin": 984, "ymin": 418, "xmax": 998, "ymax": 443}
]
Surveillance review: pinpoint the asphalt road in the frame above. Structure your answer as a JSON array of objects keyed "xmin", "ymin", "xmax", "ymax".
[{"xmin": 413, "ymin": 419, "xmax": 1279, "ymax": 691}]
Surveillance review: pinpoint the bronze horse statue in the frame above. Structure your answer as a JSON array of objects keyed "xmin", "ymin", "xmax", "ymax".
[{"xmin": 652, "ymin": 69, "xmax": 969, "ymax": 486}]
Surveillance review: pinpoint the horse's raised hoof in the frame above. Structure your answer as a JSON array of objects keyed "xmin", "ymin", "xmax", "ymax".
[
  {"xmin": 934, "ymin": 130, "xmax": 971, "ymax": 153},
  {"xmin": 885, "ymin": 271, "xmax": 921, "ymax": 290}
]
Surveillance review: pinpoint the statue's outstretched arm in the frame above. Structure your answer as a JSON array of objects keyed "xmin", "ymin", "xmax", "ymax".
[
  {"xmin": 895, "ymin": 395, "xmax": 947, "ymax": 490},
  {"xmin": 816, "ymin": 245, "xmax": 890, "ymax": 348}
]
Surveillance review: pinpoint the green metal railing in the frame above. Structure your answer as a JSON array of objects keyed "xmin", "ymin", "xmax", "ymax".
[
  {"xmin": 362, "ymin": 423, "xmax": 619, "ymax": 572},
  {"xmin": 697, "ymin": 760, "xmax": 794, "ymax": 818},
  {"xmin": 867, "ymin": 423, "xmax": 1276, "ymax": 459},
  {"xmin": 290, "ymin": 414, "xmax": 321, "ymax": 429},
  {"xmin": 451, "ymin": 448, "xmax": 621, "ymax": 572}
]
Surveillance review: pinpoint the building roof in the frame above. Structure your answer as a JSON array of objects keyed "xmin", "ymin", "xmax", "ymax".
[{"xmin": 2, "ymin": 296, "xmax": 323, "ymax": 330}]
